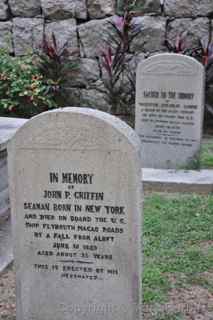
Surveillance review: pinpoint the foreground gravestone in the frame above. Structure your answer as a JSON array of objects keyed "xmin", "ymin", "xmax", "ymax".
[
  {"xmin": 8, "ymin": 108, "xmax": 143, "ymax": 320},
  {"xmin": 135, "ymin": 53, "xmax": 205, "ymax": 169}
]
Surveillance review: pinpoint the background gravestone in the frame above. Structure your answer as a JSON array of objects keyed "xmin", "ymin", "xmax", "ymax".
[
  {"xmin": 135, "ymin": 53, "xmax": 205, "ymax": 169},
  {"xmin": 8, "ymin": 108, "xmax": 143, "ymax": 320},
  {"xmin": 0, "ymin": 117, "xmax": 27, "ymax": 273}
]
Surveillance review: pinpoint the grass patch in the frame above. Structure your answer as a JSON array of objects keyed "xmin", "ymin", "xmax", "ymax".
[
  {"xmin": 143, "ymin": 266, "xmax": 170, "ymax": 303},
  {"xmin": 154, "ymin": 313, "xmax": 184, "ymax": 320},
  {"xmin": 143, "ymin": 194, "xmax": 213, "ymax": 303},
  {"xmin": 200, "ymin": 142, "xmax": 213, "ymax": 168},
  {"xmin": 177, "ymin": 140, "xmax": 213, "ymax": 170}
]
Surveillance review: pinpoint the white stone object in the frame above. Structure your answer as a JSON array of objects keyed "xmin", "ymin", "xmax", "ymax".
[
  {"xmin": 8, "ymin": 108, "xmax": 143, "ymax": 320},
  {"xmin": 0, "ymin": 117, "xmax": 27, "ymax": 151},
  {"xmin": 135, "ymin": 53, "xmax": 205, "ymax": 169},
  {"xmin": 142, "ymin": 168, "xmax": 213, "ymax": 194}
]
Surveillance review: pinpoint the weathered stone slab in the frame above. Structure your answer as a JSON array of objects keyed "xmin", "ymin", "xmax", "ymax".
[
  {"xmin": 142, "ymin": 168, "xmax": 213, "ymax": 195},
  {"xmin": 41, "ymin": 0, "xmax": 87, "ymax": 20},
  {"xmin": 0, "ymin": 0, "xmax": 8, "ymax": 20},
  {"xmin": 135, "ymin": 53, "xmax": 205, "ymax": 169},
  {"xmin": 140, "ymin": 0, "xmax": 161, "ymax": 13},
  {"xmin": 131, "ymin": 16, "xmax": 166, "ymax": 54},
  {"xmin": 0, "ymin": 21, "xmax": 13, "ymax": 53},
  {"xmin": 164, "ymin": 0, "xmax": 213, "ymax": 17},
  {"xmin": 167, "ymin": 18, "xmax": 209, "ymax": 51},
  {"xmin": 88, "ymin": 0, "xmax": 115, "ymax": 19},
  {"xmin": 63, "ymin": 88, "xmax": 81, "ymax": 107},
  {"xmin": 66, "ymin": 58, "xmax": 100, "ymax": 87},
  {"xmin": 45, "ymin": 19, "xmax": 78, "ymax": 57},
  {"xmin": 8, "ymin": 108, "xmax": 143, "ymax": 320},
  {"xmin": 13, "ymin": 18, "xmax": 44, "ymax": 56},
  {"xmin": 80, "ymin": 88, "xmax": 110, "ymax": 112},
  {"xmin": 78, "ymin": 17, "xmax": 115, "ymax": 58},
  {"xmin": 9, "ymin": 0, "xmax": 41, "ymax": 17},
  {"xmin": 117, "ymin": 0, "xmax": 161, "ymax": 14}
]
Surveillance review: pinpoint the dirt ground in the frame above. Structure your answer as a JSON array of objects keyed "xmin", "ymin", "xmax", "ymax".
[
  {"xmin": 0, "ymin": 264, "xmax": 15, "ymax": 320},
  {"xmin": 1, "ymin": 265, "xmax": 213, "ymax": 320},
  {"xmin": 143, "ymin": 272, "xmax": 213, "ymax": 320}
]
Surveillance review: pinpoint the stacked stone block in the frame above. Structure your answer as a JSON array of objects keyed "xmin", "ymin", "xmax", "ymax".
[{"xmin": 0, "ymin": 0, "xmax": 212, "ymax": 111}]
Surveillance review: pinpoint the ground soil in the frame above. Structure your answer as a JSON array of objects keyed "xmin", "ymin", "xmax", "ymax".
[
  {"xmin": 143, "ymin": 272, "xmax": 213, "ymax": 320},
  {"xmin": 143, "ymin": 285, "xmax": 213, "ymax": 320},
  {"xmin": 0, "ymin": 264, "xmax": 15, "ymax": 320}
]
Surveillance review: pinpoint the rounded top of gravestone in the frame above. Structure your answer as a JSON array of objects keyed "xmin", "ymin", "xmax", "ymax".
[
  {"xmin": 0, "ymin": 117, "xmax": 27, "ymax": 152},
  {"xmin": 137, "ymin": 53, "xmax": 204, "ymax": 77},
  {"xmin": 9, "ymin": 107, "xmax": 142, "ymax": 158}
]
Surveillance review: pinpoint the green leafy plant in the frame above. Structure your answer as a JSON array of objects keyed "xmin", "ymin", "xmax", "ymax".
[
  {"xmin": 0, "ymin": 50, "xmax": 55, "ymax": 118},
  {"xmin": 0, "ymin": 32, "xmax": 80, "ymax": 118}
]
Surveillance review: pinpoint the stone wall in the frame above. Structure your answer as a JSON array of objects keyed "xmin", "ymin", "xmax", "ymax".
[{"xmin": 0, "ymin": 0, "xmax": 212, "ymax": 112}]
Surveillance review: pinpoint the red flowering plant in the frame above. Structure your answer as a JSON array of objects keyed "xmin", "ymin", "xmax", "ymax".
[
  {"xmin": 36, "ymin": 33, "xmax": 79, "ymax": 107},
  {"xmin": 165, "ymin": 33, "xmax": 213, "ymax": 118},
  {"xmin": 97, "ymin": 9, "xmax": 141, "ymax": 122},
  {"xmin": 165, "ymin": 31, "xmax": 209, "ymax": 59},
  {"xmin": 184, "ymin": 38, "xmax": 213, "ymax": 117},
  {"xmin": 108, "ymin": 11, "xmax": 141, "ymax": 53},
  {"xmin": 164, "ymin": 31, "xmax": 195, "ymax": 55},
  {"xmin": 199, "ymin": 40, "xmax": 213, "ymax": 116}
]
